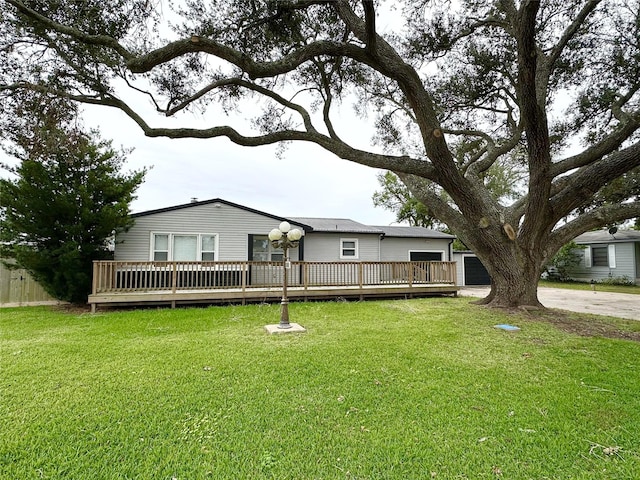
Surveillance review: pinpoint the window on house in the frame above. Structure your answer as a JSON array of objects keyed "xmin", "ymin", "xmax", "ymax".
[
  {"xmin": 201, "ymin": 235, "xmax": 216, "ymax": 261},
  {"xmin": 340, "ymin": 238, "xmax": 358, "ymax": 259},
  {"xmin": 591, "ymin": 246, "xmax": 608, "ymax": 267},
  {"xmin": 151, "ymin": 233, "xmax": 217, "ymax": 261},
  {"xmin": 173, "ymin": 235, "xmax": 198, "ymax": 261},
  {"xmin": 251, "ymin": 235, "xmax": 284, "ymax": 261},
  {"xmin": 153, "ymin": 234, "xmax": 169, "ymax": 261}
]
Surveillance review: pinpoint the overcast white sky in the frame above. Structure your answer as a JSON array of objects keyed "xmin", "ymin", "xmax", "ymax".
[
  {"xmin": 77, "ymin": 97, "xmax": 398, "ymax": 227},
  {"xmin": 0, "ymin": 95, "xmax": 398, "ymax": 227}
]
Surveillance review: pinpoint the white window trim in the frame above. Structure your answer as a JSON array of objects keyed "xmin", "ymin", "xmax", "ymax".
[
  {"xmin": 150, "ymin": 232, "xmax": 218, "ymax": 261},
  {"xmin": 608, "ymin": 244, "xmax": 616, "ymax": 269},
  {"xmin": 584, "ymin": 247, "xmax": 592, "ymax": 267},
  {"xmin": 340, "ymin": 238, "xmax": 359, "ymax": 259}
]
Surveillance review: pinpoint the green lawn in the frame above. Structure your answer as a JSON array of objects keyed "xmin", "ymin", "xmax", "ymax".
[
  {"xmin": 2, "ymin": 299, "xmax": 640, "ymax": 479},
  {"xmin": 539, "ymin": 279, "xmax": 640, "ymax": 295}
]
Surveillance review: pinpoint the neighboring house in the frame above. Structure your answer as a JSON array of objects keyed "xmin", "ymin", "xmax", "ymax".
[
  {"xmin": 566, "ymin": 229, "xmax": 640, "ymax": 285},
  {"xmin": 115, "ymin": 198, "xmax": 457, "ymax": 266}
]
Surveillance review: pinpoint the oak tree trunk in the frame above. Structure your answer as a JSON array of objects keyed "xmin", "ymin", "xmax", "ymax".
[{"xmin": 471, "ymin": 240, "xmax": 544, "ymax": 309}]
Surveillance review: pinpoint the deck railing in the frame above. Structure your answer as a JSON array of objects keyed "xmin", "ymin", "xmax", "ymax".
[{"xmin": 92, "ymin": 260, "xmax": 457, "ymax": 294}]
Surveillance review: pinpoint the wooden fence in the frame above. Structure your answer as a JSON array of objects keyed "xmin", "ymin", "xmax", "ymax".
[{"xmin": 0, "ymin": 262, "xmax": 58, "ymax": 307}]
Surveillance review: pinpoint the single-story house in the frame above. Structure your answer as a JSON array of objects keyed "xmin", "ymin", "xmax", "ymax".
[
  {"xmin": 114, "ymin": 198, "xmax": 457, "ymax": 265},
  {"xmin": 565, "ymin": 229, "xmax": 640, "ymax": 285},
  {"xmin": 89, "ymin": 198, "xmax": 479, "ymax": 309}
]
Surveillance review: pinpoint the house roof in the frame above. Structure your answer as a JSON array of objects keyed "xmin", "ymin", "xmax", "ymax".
[
  {"xmin": 373, "ymin": 225, "xmax": 456, "ymax": 239},
  {"xmin": 287, "ymin": 217, "xmax": 384, "ymax": 234},
  {"xmin": 574, "ymin": 229, "xmax": 640, "ymax": 244},
  {"xmin": 130, "ymin": 198, "xmax": 456, "ymax": 239},
  {"xmin": 131, "ymin": 197, "xmax": 314, "ymax": 230}
]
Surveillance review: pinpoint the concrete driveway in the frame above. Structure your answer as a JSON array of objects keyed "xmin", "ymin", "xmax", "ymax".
[{"xmin": 459, "ymin": 286, "xmax": 640, "ymax": 321}]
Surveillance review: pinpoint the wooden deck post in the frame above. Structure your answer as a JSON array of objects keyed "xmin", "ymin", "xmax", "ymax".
[
  {"xmin": 171, "ymin": 262, "xmax": 177, "ymax": 294},
  {"xmin": 92, "ymin": 261, "xmax": 99, "ymax": 295},
  {"xmin": 408, "ymin": 262, "xmax": 413, "ymax": 287},
  {"xmin": 241, "ymin": 262, "xmax": 247, "ymax": 305}
]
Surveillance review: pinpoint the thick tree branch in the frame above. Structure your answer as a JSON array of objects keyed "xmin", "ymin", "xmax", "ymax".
[
  {"xmin": 397, "ymin": 173, "xmax": 465, "ymax": 231},
  {"xmin": 552, "ymin": 110, "xmax": 640, "ymax": 176},
  {"xmin": 0, "ymin": 80, "xmax": 436, "ymax": 180},
  {"xmin": 550, "ymin": 141, "xmax": 640, "ymax": 220},
  {"xmin": 515, "ymin": 0, "xmax": 553, "ymax": 245},
  {"xmin": 545, "ymin": 201, "xmax": 640, "ymax": 263},
  {"xmin": 362, "ymin": 0, "xmax": 377, "ymax": 53},
  {"xmin": 7, "ymin": 0, "xmax": 374, "ymax": 80},
  {"xmin": 334, "ymin": 0, "xmax": 474, "ymax": 207},
  {"xmin": 127, "ymin": 37, "xmax": 373, "ymax": 78}
]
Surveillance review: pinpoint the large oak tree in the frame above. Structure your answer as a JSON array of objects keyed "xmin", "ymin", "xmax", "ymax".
[{"xmin": 2, "ymin": 0, "xmax": 639, "ymax": 307}]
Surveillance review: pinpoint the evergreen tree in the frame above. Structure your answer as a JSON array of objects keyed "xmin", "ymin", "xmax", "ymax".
[{"xmin": 0, "ymin": 97, "xmax": 146, "ymax": 303}]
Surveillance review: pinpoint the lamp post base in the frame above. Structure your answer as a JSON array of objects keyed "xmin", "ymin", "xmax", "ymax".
[
  {"xmin": 264, "ymin": 323, "xmax": 307, "ymax": 334},
  {"xmin": 279, "ymin": 299, "xmax": 291, "ymax": 329}
]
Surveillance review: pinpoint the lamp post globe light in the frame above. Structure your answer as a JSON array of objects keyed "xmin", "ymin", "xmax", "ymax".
[{"xmin": 268, "ymin": 221, "xmax": 303, "ymax": 329}]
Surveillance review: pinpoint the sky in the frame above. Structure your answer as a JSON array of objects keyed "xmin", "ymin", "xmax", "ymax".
[
  {"xmin": 0, "ymin": 92, "xmax": 399, "ymax": 228},
  {"xmin": 77, "ymin": 96, "xmax": 399, "ymax": 228}
]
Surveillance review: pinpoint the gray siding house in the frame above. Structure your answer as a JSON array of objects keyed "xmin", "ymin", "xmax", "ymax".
[
  {"xmin": 115, "ymin": 199, "xmax": 308, "ymax": 263},
  {"xmin": 566, "ymin": 230, "xmax": 640, "ymax": 285},
  {"xmin": 115, "ymin": 198, "xmax": 456, "ymax": 265}
]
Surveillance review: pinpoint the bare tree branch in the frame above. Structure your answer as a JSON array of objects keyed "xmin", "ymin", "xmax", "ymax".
[{"xmin": 546, "ymin": 0, "xmax": 602, "ymax": 70}]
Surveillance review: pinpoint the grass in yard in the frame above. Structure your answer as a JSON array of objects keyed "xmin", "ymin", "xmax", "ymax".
[
  {"xmin": 539, "ymin": 279, "xmax": 640, "ymax": 295},
  {"xmin": 1, "ymin": 298, "xmax": 640, "ymax": 479}
]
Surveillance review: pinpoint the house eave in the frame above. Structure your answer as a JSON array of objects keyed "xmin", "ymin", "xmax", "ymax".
[{"xmin": 130, "ymin": 198, "xmax": 315, "ymax": 231}]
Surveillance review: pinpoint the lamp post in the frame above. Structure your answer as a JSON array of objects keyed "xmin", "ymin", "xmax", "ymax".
[{"xmin": 268, "ymin": 221, "xmax": 302, "ymax": 329}]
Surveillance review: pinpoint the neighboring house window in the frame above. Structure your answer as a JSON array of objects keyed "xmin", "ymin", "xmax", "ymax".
[
  {"xmin": 591, "ymin": 246, "xmax": 608, "ymax": 267},
  {"xmin": 251, "ymin": 235, "xmax": 284, "ymax": 261},
  {"xmin": 151, "ymin": 233, "xmax": 217, "ymax": 261},
  {"xmin": 340, "ymin": 238, "xmax": 358, "ymax": 259}
]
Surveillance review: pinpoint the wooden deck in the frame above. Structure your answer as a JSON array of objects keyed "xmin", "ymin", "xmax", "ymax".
[{"xmin": 89, "ymin": 260, "xmax": 459, "ymax": 311}]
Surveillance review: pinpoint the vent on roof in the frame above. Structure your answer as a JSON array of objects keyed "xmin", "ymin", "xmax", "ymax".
[{"xmin": 190, "ymin": 197, "xmax": 198, "ymax": 203}]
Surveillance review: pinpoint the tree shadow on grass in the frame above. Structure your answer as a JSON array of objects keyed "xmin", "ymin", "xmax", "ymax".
[{"xmin": 523, "ymin": 309, "xmax": 640, "ymax": 343}]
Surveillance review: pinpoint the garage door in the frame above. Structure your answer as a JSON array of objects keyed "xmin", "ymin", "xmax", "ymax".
[
  {"xmin": 464, "ymin": 256, "xmax": 491, "ymax": 285},
  {"xmin": 410, "ymin": 252, "xmax": 442, "ymax": 261}
]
